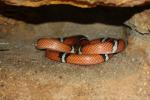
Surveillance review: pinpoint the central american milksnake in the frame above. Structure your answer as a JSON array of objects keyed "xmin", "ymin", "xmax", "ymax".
[{"xmin": 36, "ymin": 35, "xmax": 126, "ymax": 65}]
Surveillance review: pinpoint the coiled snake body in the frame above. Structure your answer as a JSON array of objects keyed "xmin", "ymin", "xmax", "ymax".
[{"xmin": 36, "ymin": 35, "xmax": 126, "ymax": 65}]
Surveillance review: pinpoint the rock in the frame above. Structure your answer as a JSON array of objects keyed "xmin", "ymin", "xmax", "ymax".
[
  {"xmin": 125, "ymin": 9, "xmax": 150, "ymax": 34},
  {"xmin": 2, "ymin": 0, "xmax": 150, "ymax": 8}
]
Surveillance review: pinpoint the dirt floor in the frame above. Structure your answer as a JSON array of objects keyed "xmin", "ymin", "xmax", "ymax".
[{"xmin": 0, "ymin": 5, "xmax": 150, "ymax": 100}]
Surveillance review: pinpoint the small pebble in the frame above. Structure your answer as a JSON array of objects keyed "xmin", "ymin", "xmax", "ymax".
[
  {"xmin": 143, "ymin": 82, "xmax": 147, "ymax": 86},
  {"xmin": 137, "ymin": 88, "xmax": 143, "ymax": 93},
  {"xmin": 42, "ymin": 65, "xmax": 46, "ymax": 68},
  {"xmin": 131, "ymin": 58, "xmax": 135, "ymax": 62}
]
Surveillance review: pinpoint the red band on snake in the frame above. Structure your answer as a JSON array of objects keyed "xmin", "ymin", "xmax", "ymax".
[{"xmin": 36, "ymin": 35, "xmax": 126, "ymax": 65}]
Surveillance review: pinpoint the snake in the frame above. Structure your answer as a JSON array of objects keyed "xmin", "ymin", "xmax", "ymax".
[{"xmin": 36, "ymin": 35, "xmax": 126, "ymax": 65}]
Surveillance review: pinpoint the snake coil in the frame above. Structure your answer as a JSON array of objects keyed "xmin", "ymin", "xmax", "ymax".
[{"xmin": 36, "ymin": 35, "xmax": 126, "ymax": 65}]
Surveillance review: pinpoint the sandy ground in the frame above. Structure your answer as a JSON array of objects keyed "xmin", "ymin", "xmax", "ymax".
[{"xmin": 0, "ymin": 5, "xmax": 150, "ymax": 100}]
